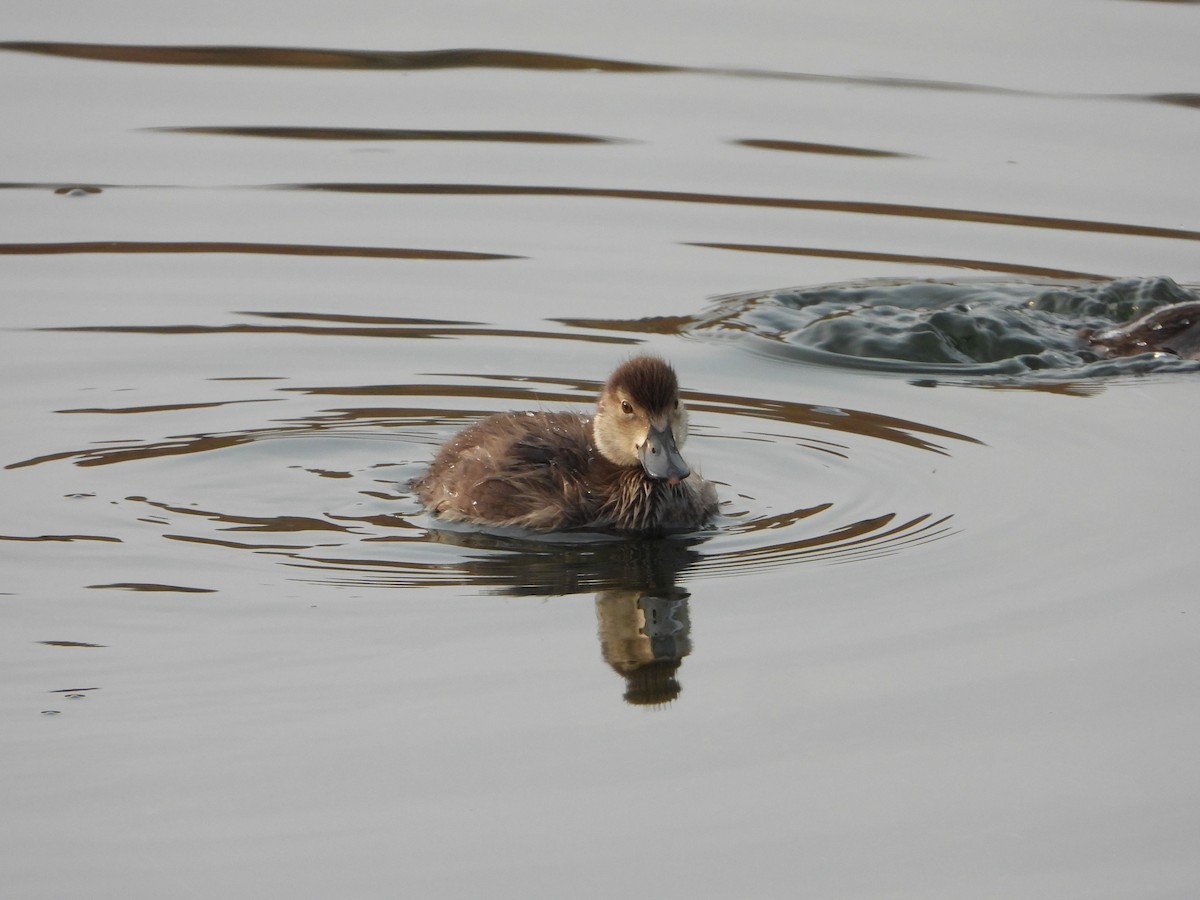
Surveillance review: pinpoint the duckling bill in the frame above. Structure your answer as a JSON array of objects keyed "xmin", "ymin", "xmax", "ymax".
[{"xmin": 413, "ymin": 356, "xmax": 718, "ymax": 534}]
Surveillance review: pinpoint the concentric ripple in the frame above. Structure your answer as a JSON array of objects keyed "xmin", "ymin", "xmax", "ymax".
[{"xmin": 9, "ymin": 369, "xmax": 978, "ymax": 595}]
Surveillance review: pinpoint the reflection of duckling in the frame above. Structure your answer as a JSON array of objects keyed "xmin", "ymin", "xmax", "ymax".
[
  {"xmin": 1086, "ymin": 302, "xmax": 1200, "ymax": 359},
  {"xmin": 596, "ymin": 589, "xmax": 692, "ymax": 706},
  {"xmin": 413, "ymin": 356, "xmax": 717, "ymax": 534}
]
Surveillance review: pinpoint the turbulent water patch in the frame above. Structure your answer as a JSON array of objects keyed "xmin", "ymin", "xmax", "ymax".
[{"xmin": 687, "ymin": 276, "xmax": 1200, "ymax": 379}]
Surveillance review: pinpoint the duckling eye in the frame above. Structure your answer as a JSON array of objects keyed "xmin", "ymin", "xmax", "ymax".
[{"xmin": 620, "ymin": 400, "xmax": 633, "ymax": 415}]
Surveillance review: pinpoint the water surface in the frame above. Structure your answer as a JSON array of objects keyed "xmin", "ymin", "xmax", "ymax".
[{"xmin": 3, "ymin": 2, "xmax": 1200, "ymax": 898}]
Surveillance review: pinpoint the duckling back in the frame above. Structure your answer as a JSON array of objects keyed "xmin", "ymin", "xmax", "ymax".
[
  {"xmin": 1086, "ymin": 301, "xmax": 1200, "ymax": 359},
  {"xmin": 413, "ymin": 411, "xmax": 598, "ymax": 531}
]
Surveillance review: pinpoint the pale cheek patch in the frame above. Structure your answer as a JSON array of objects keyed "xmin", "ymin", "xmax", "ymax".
[{"xmin": 672, "ymin": 407, "xmax": 690, "ymax": 447}]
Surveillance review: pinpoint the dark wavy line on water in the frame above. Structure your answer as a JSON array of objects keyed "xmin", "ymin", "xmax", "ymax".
[
  {"xmin": 244, "ymin": 311, "xmax": 472, "ymax": 326},
  {"xmin": 0, "ymin": 241, "xmax": 519, "ymax": 260},
  {"xmin": 56, "ymin": 399, "xmax": 282, "ymax": 415},
  {"xmin": 149, "ymin": 125, "xmax": 625, "ymax": 144},
  {"xmin": 288, "ymin": 184, "xmax": 1200, "ymax": 243},
  {"xmin": 33, "ymin": 322, "xmax": 637, "ymax": 345},
  {"xmin": 0, "ymin": 533, "xmax": 122, "ymax": 543},
  {"xmin": 1150, "ymin": 93, "xmax": 1200, "ymax": 109},
  {"xmin": 0, "ymin": 42, "xmax": 674, "ymax": 73},
  {"xmin": 735, "ymin": 139, "xmax": 915, "ymax": 159},
  {"xmin": 4, "ymin": 41, "xmax": 1196, "ymax": 111},
  {"xmin": 3, "ymin": 180, "xmax": 1197, "ymax": 245},
  {"xmin": 86, "ymin": 582, "xmax": 217, "ymax": 593},
  {"xmin": 687, "ymin": 242, "xmax": 1106, "ymax": 280}
]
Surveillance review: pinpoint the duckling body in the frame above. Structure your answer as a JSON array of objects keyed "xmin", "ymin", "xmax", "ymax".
[
  {"xmin": 413, "ymin": 357, "xmax": 717, "ymax": 534},
  {"xmin": 1085, "ymin": 301, "xmax": 1200, "ymax": 360}
]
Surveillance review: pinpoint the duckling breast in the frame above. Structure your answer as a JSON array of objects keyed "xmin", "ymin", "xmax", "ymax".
[{"xmin": 594, "ymin": 467, "xmax": 718, "ymax": 535}]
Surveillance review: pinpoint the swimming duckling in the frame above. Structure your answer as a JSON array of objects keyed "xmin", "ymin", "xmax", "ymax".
[
  {"xmin": 413, "ymin": 356, "xmax": 718, "ymax": 534},
  {"xmin": 1085, "ymin": 301, "xmax": 1200, "ymax": 360}
]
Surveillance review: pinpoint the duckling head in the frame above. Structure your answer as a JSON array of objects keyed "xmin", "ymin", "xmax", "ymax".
[{"xmin": 594, "ymin": 356, "xmax": 692, "ymax": 484}]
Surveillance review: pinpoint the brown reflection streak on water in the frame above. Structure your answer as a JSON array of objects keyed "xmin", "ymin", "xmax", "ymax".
[
  {"xmin": 1151, "ymin": 93, "xmax": 1200, "ymax": 109},
  {"xmin": 9, "ymin": 40, "xmax": 1194, "ymax": 111},
  {"xmin": 735, "ymin": 139, "xmax": 915, "ymax": 158},
  {"xmin": 0, "ymin": 241, "xmax": 519, "ymax": 261},
  {"xmin": 86, "ymin": 582, "xmax": 217, "ymax": 593},
  {"xmin": 130, "ymin": 496, "xmax": 357, "ymax": 535},
  {"xmin": 740, "ymin": 504, "xmax": 833, "ymax": 530},
  {"xmin": 687, "ymin": 395, "xmax": 980, "ymax": 454},
  {"xmin": 151, "ymin": 126, "xmax": 625, "ymax": 144},
  {"xmin": 36, "ymin": 324, "xmax": 633, "ymax": 345},
  {"xmin": 284, "ymin": 383, "xmax": 585, "ymax": 401},
  {"xmin": 6, "ymin": 434, "xmax": 252, "ymax": 470},
  {"xmin": 292, "ymin": 184, "xmax": 1200, "ymax": 243},
  {"xmin": 0, "ymin": 39, "xmax": 1041, "ymax": 101},
  {"xmin": 249, "ymin": 311, "xmax": 472, "ymax": 326},
  {"xmin": 0, "ymin": 533, "xmax": 122, "ymax": 542},
  {"xmin": 164, "ymin": 534, "xmax": 315, "ymax": 551},
  {"xmin": 37, "ymin": 315, "xmax": 638, "ymax": 346},
  {"xmin": 1, "ymin": 180, "xmax": 1194, "ymax": 244},
  {"xmin": 6, "ymin": 410, "xmax": 455, "ymax": 471},
  {"xmin": 7, "ymin": 417, "xmax": 469, "ymax": 476},
  {"xmin": 687, "ymin": 242, "xmax": 1107, "ymax": 280},
  {"xmin": 57, "ymin": 399, "xmax": 281, "ymax": 415},
  {"xmin": 555, "ymin": 314, "xmax": 696, "ymax": 336},
  {"xmin": 0, "ymin": 42, "xmax": 676, "ymax": 73}
]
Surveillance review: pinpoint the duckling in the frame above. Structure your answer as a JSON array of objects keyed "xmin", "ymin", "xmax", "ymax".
[
  {"xmin": 1085, "ymin": 301, "xmax": 1200, "ymax": 360},
  {"xmin": 413, "ymin": 356, "xmax": 718, "ymax": 534}
]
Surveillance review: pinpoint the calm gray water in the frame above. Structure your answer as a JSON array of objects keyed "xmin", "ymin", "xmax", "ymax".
[{"xmin": 3, "ymin": 2, "xmax": 1200, "ymax": 898}]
